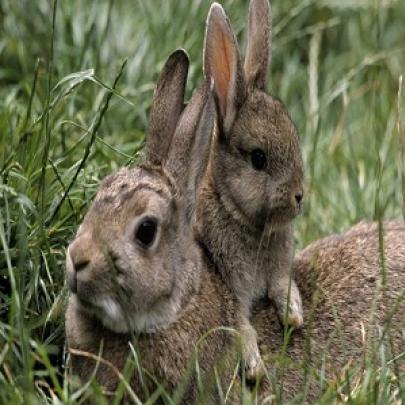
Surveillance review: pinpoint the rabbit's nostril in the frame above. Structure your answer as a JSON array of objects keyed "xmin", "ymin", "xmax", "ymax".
[
  {"xmin": 74, "ymin": 260, "xmax": 90, "ymax": 273},
  {"xmin": 295, "ymin": 193, "xmax": 303, "ymax": 204}
]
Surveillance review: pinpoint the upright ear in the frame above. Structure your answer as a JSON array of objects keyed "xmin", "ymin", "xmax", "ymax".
[
  {"xmin": 244, "ymin": 0, "xmax": 271, "ymax": 90},
  {"xmin": 143, "ymin": 49, "xmax": 189, "ymax": 166},
  {"xmin": 203, "ymin": 3, "xmax": 246, "ymax": 134},
  {"xmin": 165, "ymin": 83, "xmax": 207, "ymax": 191},
  {"xmin": 187, "ymin": 81, "xmax": 216, "ymax": 207}
]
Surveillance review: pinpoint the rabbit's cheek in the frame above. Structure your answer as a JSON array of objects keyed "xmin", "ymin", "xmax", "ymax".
[
  {"xmin": 228, "ymin": 167, "xmax": 267, "ymax": 215},
  {"xmin": 95, "ymin": 297, "xmax": 129, "ymax": 333}
]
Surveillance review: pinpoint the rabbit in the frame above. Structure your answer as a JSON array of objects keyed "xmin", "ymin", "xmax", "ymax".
[
  {"xmin": 193, "ymin": 0, "xmax": 305, "ymax": 380},
  {"xmin": 253, "ymin": 220, "xmax": 405, "ymax": 402},
  {"xmin": 64, "ymin": 49, "xmax": 241, "ymax": 404}
]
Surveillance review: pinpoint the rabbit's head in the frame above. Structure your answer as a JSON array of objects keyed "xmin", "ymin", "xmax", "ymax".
[
  {"xmin": 203, "ymin": 0, "xmax": 304, "ymax": 231},
  {"xmin": 66, "ymin": 50, "xmax": 215, "ymax": 334}
]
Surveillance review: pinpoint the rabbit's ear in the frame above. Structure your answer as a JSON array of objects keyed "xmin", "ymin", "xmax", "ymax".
[
  {"xmin": 144, "ymin": 49, "xmax": 189, "ymax": 166},
  {"xmin": 187, "ymin": 81, "xmax": 216, "ymax": 207},
  {"xmin": 204, "ymin": 3, "xmax": 246, "ymax": 134},
  {"xmin": 244, "ymin": 0, "xmax": 271, "ymax": 91},
  {"xmin": 165, "ymin": 84, "xmax": 207, "ymax": 191}
]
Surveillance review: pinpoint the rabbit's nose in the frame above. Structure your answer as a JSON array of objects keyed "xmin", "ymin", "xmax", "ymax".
[
  {"xmin": 66, "ymin": 233, "xmax": 93, "ymax": 293},
  {"xmin": 295, "ymin": 193, "xmax": 303, "ymax": 205},
  {"xmin": 72, "ymin": 258, "xmax": 90, "ymax": 273}
]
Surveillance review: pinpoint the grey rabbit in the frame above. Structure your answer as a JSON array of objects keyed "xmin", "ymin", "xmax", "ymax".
[{"xmin": 194, "ymin": 0, "xmax": 304, "ymax": 380}]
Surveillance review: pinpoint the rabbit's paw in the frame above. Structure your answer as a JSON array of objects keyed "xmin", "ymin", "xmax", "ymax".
[
  {"xmin": 241, "ymin": 324, "xmax": 264, "ymax": 383},
  {"xmin": 273, "ymin": 286, "xmax": 304, "ymax": 329}
]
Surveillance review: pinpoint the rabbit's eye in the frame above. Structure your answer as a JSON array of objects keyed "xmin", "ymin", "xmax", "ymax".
[
  {"xmin": 135, "ymin": 219, "xmax": 157, "ymax": 247},
  {"xmin": 251, "ymin": 149, "xmax": 267, "ymax": 171}
]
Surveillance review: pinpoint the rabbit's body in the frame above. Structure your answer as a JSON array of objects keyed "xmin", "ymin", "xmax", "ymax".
[
  {"xmin": 254, "ymin": 220, "xmax": 405, "ymax": 401},
  {"xmin": 195, "ymin": 0, "xmax": 304, "ymax": 379},
  {"xmin": 65, "ymin": 51, "xmax": 240, "ymax": 403},
  {"xmin": 196, "ymin": 172, "xmax": 296, "ymax": 304},
  {"xmin": 66, "ymin": 217, "xmax": 405, "ymax": 402}
]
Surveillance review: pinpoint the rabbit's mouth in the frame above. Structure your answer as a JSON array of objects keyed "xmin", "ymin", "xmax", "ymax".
[
  {"xmin": 260, "ymin": 204, "xmax": 301, "ymax": 229},
  {"xmin": 73, "ymin": 293, "xmax": 106, "ymax": 319}
]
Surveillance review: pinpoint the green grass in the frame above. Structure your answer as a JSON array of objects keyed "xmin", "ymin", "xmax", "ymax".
[{"xmin": 0, "ymin": 0, "xmax": 404, "ymax": 403}]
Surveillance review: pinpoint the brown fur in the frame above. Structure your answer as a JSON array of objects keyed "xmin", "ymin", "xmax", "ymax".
[
  {"xmin": 66, "ymin": 261, "xmax": 239, "ymax": 403},
  {"xmin": 65, "ymin": 50, "xmax": 241, "ymax": 403},
  {"xmin": 195, "ymin": 0, "xmax": 305, "ymax": 379},
  {"xmin": 255, "ymin": 220, "xmax": 405, "ymax": 401},
  {"xmin": 66, "ymin": 217, "xmax": 405, "ymax": 402}
]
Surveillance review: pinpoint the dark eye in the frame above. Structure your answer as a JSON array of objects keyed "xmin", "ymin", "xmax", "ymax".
[
  {"xmin": 135, "ymin": 219, "xmax": 157, "ymax": 247},
  {"xmin": 251, "ymin": 149, "xmax": 267, "ymax": 171}
]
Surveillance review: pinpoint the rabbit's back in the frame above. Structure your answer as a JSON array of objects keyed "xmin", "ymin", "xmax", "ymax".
[{"xmin": 254, "ymin": 220, "xmax": 405, "ymax": 401}]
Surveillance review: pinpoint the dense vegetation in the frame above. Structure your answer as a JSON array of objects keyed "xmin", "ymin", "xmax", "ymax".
[{"xmin": 0, "ymin": 0, "xmax": 404, "ymax": 402}]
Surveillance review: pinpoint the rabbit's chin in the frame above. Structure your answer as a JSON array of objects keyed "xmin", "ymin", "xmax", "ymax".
[
  {"xmin": 253, "ymin": 207, "xmax": 300, "ymax": 234},
  {"xmin": 72, "ymin": 294, "xmax": 181, "ymax": 335}
]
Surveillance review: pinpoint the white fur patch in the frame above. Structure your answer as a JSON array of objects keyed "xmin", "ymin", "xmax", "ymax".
[
  {"xmin": 83, "ymin": 294, "xmax": 185, "ymax": 334},
  {"xmin": 98, "ymin": 297, "xmax": 127, "ymax": 333}
]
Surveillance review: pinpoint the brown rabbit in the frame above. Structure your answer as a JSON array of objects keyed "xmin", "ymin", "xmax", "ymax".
[
  {"xmin": 65, "ymin": 50, "xmax": 241, "ymax": 403},
  {"xmin": 194, "ymin": 0, "xmax": 304, "ymax": 380},
  {"xmin": 254, "ymin": 220, "xmax": 405, "ymax": 402}
]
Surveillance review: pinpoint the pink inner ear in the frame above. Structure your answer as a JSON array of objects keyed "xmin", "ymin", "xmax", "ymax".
[{"xmin": 208, "ymin": 29, "xmax": 235, "ymax": 118}]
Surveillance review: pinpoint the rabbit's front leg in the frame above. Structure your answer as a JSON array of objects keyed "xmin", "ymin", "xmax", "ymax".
[
  {"xmin": 267, "ymin": 225, "xmax": 303, "ymax": 328},
  {"xmin": 270, "ymin": 276, "xmax": 303, "ymax": 328},
  {"xmin": 239, "ymin": 313, "xmax": 264, "ymax": 382}
]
